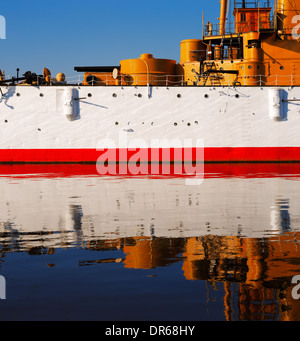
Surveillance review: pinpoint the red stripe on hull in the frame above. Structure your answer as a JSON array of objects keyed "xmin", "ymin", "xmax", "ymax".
[
  {"xmin": 0, "ymin": 147, "xmax": 299, "ymax": 163},
  {"xmin": 1, "ymin": 163, "xmax": 300, "ymax": 179}
]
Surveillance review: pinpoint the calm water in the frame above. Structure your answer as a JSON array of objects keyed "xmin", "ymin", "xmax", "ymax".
[{"xmin": 0, "ymin": 164, "xmax": 300, "ymax": 321}]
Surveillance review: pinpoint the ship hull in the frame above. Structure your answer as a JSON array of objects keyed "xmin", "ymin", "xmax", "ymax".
[{"xmin": 0, "ymin": 85, "xmax": 299, "ymax": 164}]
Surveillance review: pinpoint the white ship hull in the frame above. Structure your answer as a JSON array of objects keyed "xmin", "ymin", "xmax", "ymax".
[{"xmin": 0, "ymin": 85, "xmax": 299, "ymax": 163}]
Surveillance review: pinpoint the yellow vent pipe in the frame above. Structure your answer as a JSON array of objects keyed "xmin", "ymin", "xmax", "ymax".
[{"xmin": 219, "ymin": 0, "xmax": 228, "ymax": 35}]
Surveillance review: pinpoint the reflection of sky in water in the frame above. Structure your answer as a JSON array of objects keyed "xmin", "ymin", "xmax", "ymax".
[{"xmin": 0, "ymin": 169, "xmax": 300, "ymax": 321}]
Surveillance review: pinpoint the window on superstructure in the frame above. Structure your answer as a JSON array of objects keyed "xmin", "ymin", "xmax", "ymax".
[{"xmin": 241, "ymin": 13, "xmax": 246, "ymax": 22}]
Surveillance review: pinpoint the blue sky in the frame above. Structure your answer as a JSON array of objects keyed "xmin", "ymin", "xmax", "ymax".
[{"xmin": 0, "ymin": 1, "xmax": 221, "ymax": 79}]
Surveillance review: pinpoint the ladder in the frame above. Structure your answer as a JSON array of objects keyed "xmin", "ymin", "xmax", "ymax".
[{"xmin": 203, "ymin": 62, "xmax": 223, "ymax": 86}]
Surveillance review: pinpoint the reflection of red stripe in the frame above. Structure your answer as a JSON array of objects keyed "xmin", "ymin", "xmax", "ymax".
[{"xmin": 0, "ymin": 147, "xmax": 299, "ymax": 163}]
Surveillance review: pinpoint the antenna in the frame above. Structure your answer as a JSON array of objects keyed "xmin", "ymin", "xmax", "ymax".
[
  {"xmin": 273, "ymin": 0, "xmax": 277, "ymax": 30},
  {"xmin": 202, "ymin": 11, "xmax": 204, "ymax": 39}
]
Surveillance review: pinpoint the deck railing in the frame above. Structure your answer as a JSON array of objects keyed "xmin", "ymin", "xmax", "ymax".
[
  {"xmin": 6, "ymin": 73, "xmax": 300, "ymax": 87},
  {"xmin": 76, "ymin": 74, "xmax": 300, "ymax": 87},
  {"xmin": 205, "ymin": 17, "xmax": 274, "ymax": 36}
]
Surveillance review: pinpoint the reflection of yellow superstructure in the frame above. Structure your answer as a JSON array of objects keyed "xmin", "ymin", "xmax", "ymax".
[
  {"xmin": 2, "ymin": 222, "xmax": 300, "ymax": 320},
  {"xmin": 77, "ymin": 0, "xmax": 300, "ymax": 87},
  {"xmin": 182, "ymin": 233, "xmax": 300, "ymax": 321},
  {"xmin": 84, "ymin": 233, "xmax": 300, "ymax": 321},
  {"xmin": 122, "ymin": 236, "xmax": 184, "ymax": 269}
]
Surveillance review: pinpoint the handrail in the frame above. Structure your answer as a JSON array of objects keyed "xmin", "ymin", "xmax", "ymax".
[
  {"xmin": 234, "ymin": 0, "xmax": 271, "ymax": 9},
  {"xmin": 7, "ymin": 73, "xmax": 300, "ymax": 87},
  {"xmin": 139, "ymin": 57, "xmax": 151, "ymax": 98},
  {"xmin": 205, "ymin": 17, "xmax": 274, "ymax": 36}
]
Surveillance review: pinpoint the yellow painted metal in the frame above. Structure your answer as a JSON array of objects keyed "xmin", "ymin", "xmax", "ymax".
[
  {"xmin": 179, "ymin": 1, "xmax": 300, "ymax": 87},
  {"xmin": 56, "ymin": 73, "xmax": 66, "ymax": 82},
  {"xmin": 277, "ymin": 0, "xmax": 300, "ymax": 39},
  {"xmin": 219, "ymin": 0, "xmax": 228, "ymax": 35},
  {"xmin": 43, "ymin": 68, "xmax": 51, "ymax": 84},
  {"xmin": 243, "ymin": 32, "xmax": 262, "ymax": 61},
  {"xmin": 180, "ymin": 39, "xmax": 207, "ymax": 64},
  {"xmin": 120, "ymin": 53, "xmax": 177, "ymax": 86},
  {"xmin": 82, "ymin": 72, "xmax": 116, "ymax": 86},
  {"xmin": 214, "ymin": 45, "xmax": 222, "ymax": 60}
]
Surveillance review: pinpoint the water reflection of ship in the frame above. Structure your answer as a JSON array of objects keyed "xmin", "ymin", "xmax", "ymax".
[
  {"xmin": 182, "ymin": 233, "xmax": 300, "ymax": 321},
  {"xmin": 1, "ymin": 174, "xmax": 300, "ymax": 240},
  {"xmin": 81, "ymin": 232, "xmax": 300, "ymax": 321},
  {"xmin": 0, "ymin": 172, "xmax": 300, "ymax": 320}
]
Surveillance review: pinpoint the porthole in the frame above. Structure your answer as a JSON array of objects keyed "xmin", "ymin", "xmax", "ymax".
[
  {"xmin": 177, "ymin": 94, "xmax": 181, "ymax": 98},
  {"xmin": 112, "ymin": 93, "xmax": 117, "ymax": 98},
  {"xmin": 187, "ymin": 123, "xmax": 191, "ymax": 126},
  {"xmin": 40, "ymin": 93, "xmax": 44, "ymax": 97},
  {"xmin": 280, "ymin": 66, "xmax": 284, "ymax": 70},
  {"xmin": 174, "ymin": 122, "xmax": 178, "ymax": 126},
  {"xmin": 4, "ymin": 120, "xmax": 7, "ymax": 123},
  {"xmin": 248, "ymin": 65, "xmax": 252, "ymax": 69},
  {"xmin": 235, "ymin": 94, "xmax": 240, "ymax": 98},
  {"xmin": 16, "ymin": 93, "xmax": 20, "ymax": 97},
  {"xmin": 88, "ymin": 93, "xmax": 92, "ymax": 97},
  {"xmin": 194, "ymin": 121, "xmax": 198, "ymax": 125},
  {"xmin": 204, "ymin": 94, "xmax": 209, "ymax": 98},
  {"xmin": 138, "ymin": 93, "xmax": 142, "ymax": 98},
  {"xmin": 115, "ymin": 122, "xmax": 119, "ymax": 125}
]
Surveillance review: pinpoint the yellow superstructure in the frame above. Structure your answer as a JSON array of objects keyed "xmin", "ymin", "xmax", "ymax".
[
  {"xmin": 120, "ymin": 53, "xmax": 178, "ymax": 86},
  {"xmin": 76, "ymin": 0, "xmax": 300, "ymax": 87}
]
